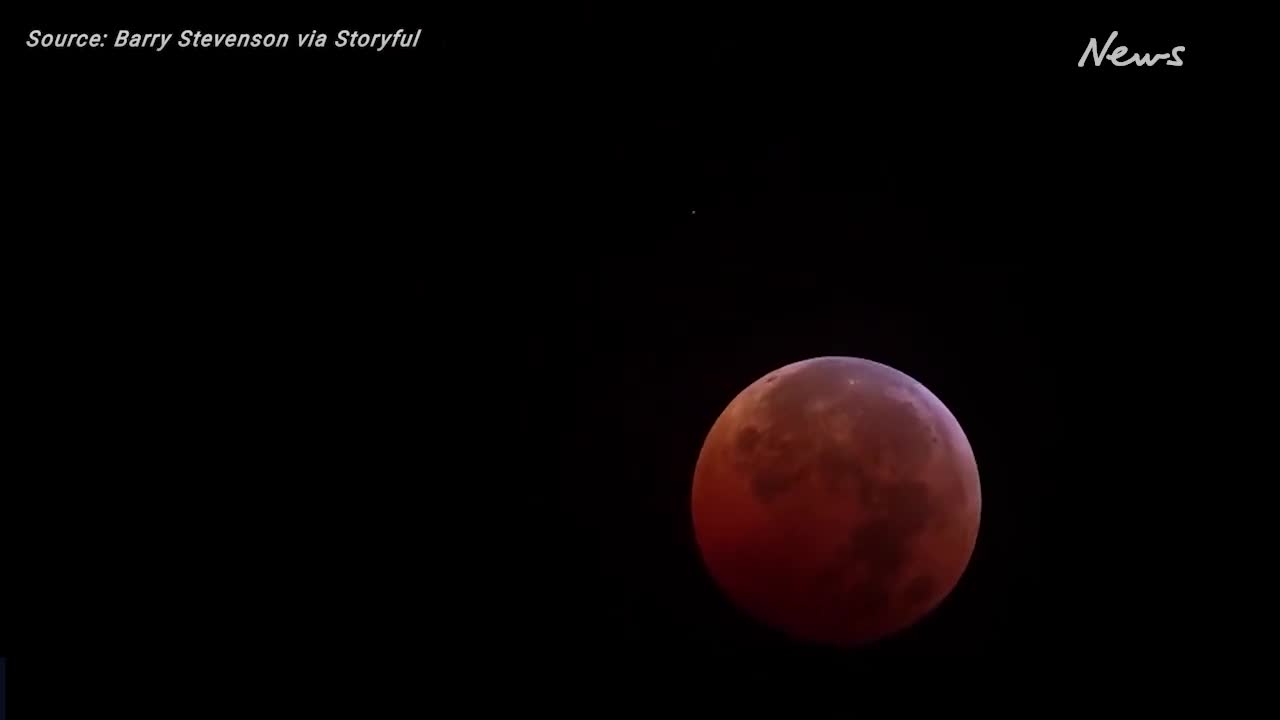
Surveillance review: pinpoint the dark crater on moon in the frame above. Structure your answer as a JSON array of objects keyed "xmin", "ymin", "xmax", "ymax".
[{"xmin": 752, "ymin": 471, "xmax": 798, "ymax": 503}]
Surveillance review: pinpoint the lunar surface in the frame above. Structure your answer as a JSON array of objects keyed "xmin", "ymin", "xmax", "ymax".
[{"xmin": 691, "ymin": 356, "xmax": 981, "ymax": 646}]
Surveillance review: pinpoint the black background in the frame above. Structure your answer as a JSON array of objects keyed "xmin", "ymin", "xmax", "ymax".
[{"xmin": 5, "ymin": 3, "xmax": 1269, "ymax": 709}]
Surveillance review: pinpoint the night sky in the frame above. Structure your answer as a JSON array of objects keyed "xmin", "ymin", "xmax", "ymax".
[
  {"xmin": 416, "ymin": 7, "xmax": 1262, "ymax": 679},
  {"xmin": 4, "ymin": 2, "xmax": 1265, "ymax": 705}
]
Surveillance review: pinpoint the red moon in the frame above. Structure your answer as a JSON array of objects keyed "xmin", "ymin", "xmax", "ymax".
[{"xmin": 691, "ymin": 356, "xmax": 981, "ymax": 647}]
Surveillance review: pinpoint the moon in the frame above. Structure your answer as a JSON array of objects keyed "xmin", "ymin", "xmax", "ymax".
[{"xmin": 691, "ymin": 356, "xmax": 981, "ymax": 647}]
